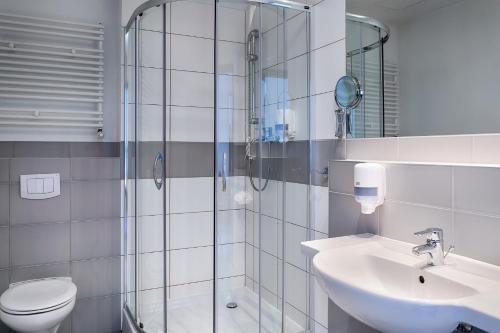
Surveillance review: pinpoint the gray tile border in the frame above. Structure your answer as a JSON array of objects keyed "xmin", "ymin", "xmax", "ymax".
[
  {"xmin": 0, "ymin": 159, "xmax": 9, "ymax": 182},
  {"xmin": 13, "ymin": 142, "xmax": 70, "ymax": 158},
  {"xmin": 10, "ymin": 158, "xmax": 71, "ymax": 182},
  {"xmin": 0, "ymin": 143, "xmax": 13, "ymax": 158},
  {"xmin": 70, "ymin": 142, "xmax": 120, "ymax": 158},
  {"xmin": 71, "ymin": 158, "xmax": 121, "ymax": 180},
  {"xmin": 169, "ymin": 141, "xmax": 214, "ymax": 178}
]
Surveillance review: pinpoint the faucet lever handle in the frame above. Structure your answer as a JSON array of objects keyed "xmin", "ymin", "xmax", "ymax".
[{"xmin": 414, "ymin": 228, "xmax": 443, "ymax": 241}]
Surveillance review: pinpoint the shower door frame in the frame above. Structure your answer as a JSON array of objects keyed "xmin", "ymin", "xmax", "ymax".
[{"xmin": 123, "ymin": 2, "xmax": 169, "ymax": 331}]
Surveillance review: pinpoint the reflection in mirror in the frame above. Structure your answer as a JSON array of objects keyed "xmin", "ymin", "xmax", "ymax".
[{"xmin": 346, "ymin": 0, "xmax": 500, "ymax": 138}]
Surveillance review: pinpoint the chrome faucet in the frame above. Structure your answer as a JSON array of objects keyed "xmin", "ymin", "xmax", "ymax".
[{"xmin": 412, "ymin": 228, "xmax": 453, "ymax": 266}]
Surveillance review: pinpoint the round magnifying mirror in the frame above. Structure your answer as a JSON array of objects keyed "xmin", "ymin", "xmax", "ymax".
[{"xmin": 334, "ymin": 76, "xmax": 363, "ymax": 109}]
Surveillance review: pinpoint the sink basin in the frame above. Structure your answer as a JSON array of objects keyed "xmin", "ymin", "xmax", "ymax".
[{"xmin": 302, "ymin": 234, "xmax": 500, "ymax": 333}]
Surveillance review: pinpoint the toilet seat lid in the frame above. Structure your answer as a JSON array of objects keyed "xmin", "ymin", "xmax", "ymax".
[{"xmin": 0, "ymin": 277, "xmax": 77, "ymax": 313}]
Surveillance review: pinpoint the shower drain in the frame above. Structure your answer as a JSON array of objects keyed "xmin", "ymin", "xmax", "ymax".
[{"xmin": 226, "ymin": 302, "xmax": 238, "ymax": 309}]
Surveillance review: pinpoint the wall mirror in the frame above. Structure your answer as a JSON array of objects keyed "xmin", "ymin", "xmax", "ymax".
[{"xmin": 345, "ymin": 0, "xmax": 500, "ymax": 138}]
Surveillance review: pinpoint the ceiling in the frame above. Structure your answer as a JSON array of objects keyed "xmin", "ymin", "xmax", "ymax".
[{"xmin": 347, "ymin": 0, "xmax": 466, "ymax": 24}]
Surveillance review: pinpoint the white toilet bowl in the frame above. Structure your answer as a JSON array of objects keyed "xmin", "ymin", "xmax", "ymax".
[{"xmin": 0, "ymin": 277, "xmax": 77, "ymax": 333}]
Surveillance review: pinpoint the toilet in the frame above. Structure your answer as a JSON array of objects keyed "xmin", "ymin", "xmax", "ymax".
[{"xmin": 0, "ymin": 277, "xmax": 77, "ymax": 333}]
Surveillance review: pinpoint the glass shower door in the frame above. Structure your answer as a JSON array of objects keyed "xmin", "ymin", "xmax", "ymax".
[{"xmin": 124, "ymin": 4, "xmax": 168, "ymax": 332}]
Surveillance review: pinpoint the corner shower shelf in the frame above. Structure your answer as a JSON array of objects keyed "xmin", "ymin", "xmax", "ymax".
[{"xmin": 0, "ymin": 13, "xmax": 104, "ymax": 134}]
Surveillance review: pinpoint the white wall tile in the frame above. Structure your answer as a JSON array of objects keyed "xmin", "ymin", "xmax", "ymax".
[
  {"xmin": 217, "ymin": 41, "xmax": 245, "ymax": 76},
  {"xmin": 311, "ymin": 0, "xmax": 345, "ymax": 50},
  {"xmin": 136, "ymin": 179, "xmax": 166, "ymax": 216},
  {"xmin": 454, "ymin": 166, "xmax": 500, "ymax": 216},
  {"xmin": 260, "ymin": 180, "xmax": 279, "ymax": 219},
  {"xmin": 216, "ymin": 108, "xmax": 246, "ymax": 142},
  {"xmin": 261, "ymin": 215, "xmax": 279, "ymax": 256},
  {"xmin": 216, "ymin": 74, "xmax": 246, "ymax": 110},
  {"xmin": 138, "ymin": 215, "xmax": 166, "ymax": 254},
  {"xmin": 472, "ymin": 134, "xmax": 500, "ymax": 164},
  {"xmin": 217, "ymin": 176, "xmax": 246, "ymax": 210},
  {"xmin": 287, "ymin": 54, "xmax": 308, "ymax": 100},
  {"xmin": 379, "ymin": 201, "xmax": 452, "ymax": 248},
  {"xmin": 171, "ymin": 34, "xmax": 214, "ymax": 73},
  {"xmin": 311, "ymin": 277, "xmax": 329, "ymax": 328},
  {"xmin": 346, "ymin": 137, "xmax": 398, "ymax": 161},
  {"xmin": 171, "ymin": 70, "xmax": 214, "ymax": 108},
  {"xmin": 285, "ymin": 182, "xmax": 308, "ymax": 227},
  {"xmin": 398, "ymin": 136, "xmax": 473, "ymax": 163},
  {"xmin": 140, "ymin": 67, "xmax": 164, "ymax": 105},
  {"xmin": 311, "ymin": 39, "xmax": 345, "ymax": 96},
  {"xmin": 170, "ymin": 280, "xmax": 212, "ymax": 299},
  {"xmin": 217, "ymin": 6, "xmax": 245, "ymax": 43},
  {"xmin": 218, "ymin": 243, "xmax": 245, "ymax": 278},
  {"xmin": 310, "ymin": 92, "xmax": 336, "ymax": 140},
  {"xmin": 260, "ymin": 251, "xmax": 278, "ymax": 294},
  {"xmin": 140, "ymin": 30, "xmax": 166, "ymax": 68},
  {"xmin": 287, "ymin": 97, "xmax": 309, "ymax": 141},
  {"xmin": 137, "ymin": 104, "xmax": 167, "ymax": 142},
  {"xmin": 171, "ymin": 0, "xmax": 214, "ymax": 38},
  {"xmin": 284, "ymin": 263, "xmax": 307, "ymax": 313},
  {"xmin": 170, "ymin": 177, "xmax": 214, "ymax": 213},
  {"xmin": 454, "ymin": 212, "xmax": 500, "ymax": 266},
  {"xmin": 217, "ymin": 209, "xmax": 245, "ymax": 244},
  {"xmin": 245, "ymin": 210, "xmax": 255, "ymax": 245},
  {"xmin": 285, "ymin": 222, "xmax": 307, "ymax": 270},
  {"xmin": 310, "ymin": 185, "xmax": 329, "ymax": 234},
  {"xmin": 386, "ymin": 164, "xmax": 452, "ymax": 208},
  {"xmin": 171, "ymin": 106, "xmax": 214, "ymax": 142},
  {"xmin": 286, "ymin": 12, "xmax": 307, "ymax": 60},
  {"xmin": 170, "ymin": 246, "xmax": 213, "ymax": 285},
  {"xmin": 140, "ymin": 251, "xmax": 165, "ymax": 290},
  {"xmin": 262, "ymin": 25, "xmax": 283, "ymax": 69},
  {"xmin": 170, "ymin": 212, "xmax": 214, "ymax": 249}
]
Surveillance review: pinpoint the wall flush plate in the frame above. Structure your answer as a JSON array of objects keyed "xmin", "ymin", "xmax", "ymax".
[{"xmin": 20, "ymin": 173, "xmax": 61, "ymax": 199}]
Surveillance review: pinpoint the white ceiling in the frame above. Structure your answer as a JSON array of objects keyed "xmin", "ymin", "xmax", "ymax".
[{"xmin": 347, "ymin": 0, "xmax": 466, "ymax": 24}]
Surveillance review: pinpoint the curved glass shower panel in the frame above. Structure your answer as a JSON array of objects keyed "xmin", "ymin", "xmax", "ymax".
[
  {"xmin": 124, "ymin": 3, "xmax": 168, "ymax": 332},
  {"xmin": 216, "ymin": 2, "xmax": 311, "ymax": 333},
  {"xmin": 346, "ymin": 15, "xmax": 387, "ymax": 138}
]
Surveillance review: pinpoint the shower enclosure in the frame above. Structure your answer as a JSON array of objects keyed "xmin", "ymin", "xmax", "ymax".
[
  {"xmin": 123, "ymin": 0, "xmax": 314, "ymax": 332},
  {"xmin": 346, "ymin": 13, "xmax": 390, "ymax": 138}
]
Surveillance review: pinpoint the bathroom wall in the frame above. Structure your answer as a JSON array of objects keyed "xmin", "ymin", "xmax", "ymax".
[
  {"xmin": 0, "ymin": 0, "xmax": 124, "ymax": 332},
  {"xmin": 0, "ymin": 142, "xmax": 122, "ymax": 333}
]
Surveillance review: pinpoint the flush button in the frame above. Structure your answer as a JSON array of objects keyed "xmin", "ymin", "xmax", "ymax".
[
  {"xmin": 43, "ymin": 178, "xmax": 54, "ymax": 193},
  {"xmin": 20, "ymin": 173, "xmax": 60, "ymax": 199}
]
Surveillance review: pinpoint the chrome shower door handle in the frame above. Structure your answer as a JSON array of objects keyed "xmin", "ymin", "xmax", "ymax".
[
  {"xmin": 221, "ymin": 152, "xmax": 227, "ymax": 192},
  {"xmin": 153, "ymin": 152, "xmax": 164, "ymax": 190}
]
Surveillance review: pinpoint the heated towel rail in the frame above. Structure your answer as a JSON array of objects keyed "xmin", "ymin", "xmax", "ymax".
[{"xmin": 0, "ymin": 13, "xmax": 104, "ymax": 135}]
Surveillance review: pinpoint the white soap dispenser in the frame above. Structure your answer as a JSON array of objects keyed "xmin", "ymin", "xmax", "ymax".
[{"xmin": 354, "ymin": 163, "xmax": 386, "ymax": 214}]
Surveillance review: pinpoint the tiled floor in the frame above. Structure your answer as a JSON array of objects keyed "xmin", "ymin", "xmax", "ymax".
[{"xmin": 139, "ymin": 287, "xmax": 304, "ymax": 333}]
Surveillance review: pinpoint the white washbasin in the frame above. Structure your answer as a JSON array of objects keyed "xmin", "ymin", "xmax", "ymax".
[{"xmin": 302, "ymin": 234, "xmax": 500, "ymax": 333}]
